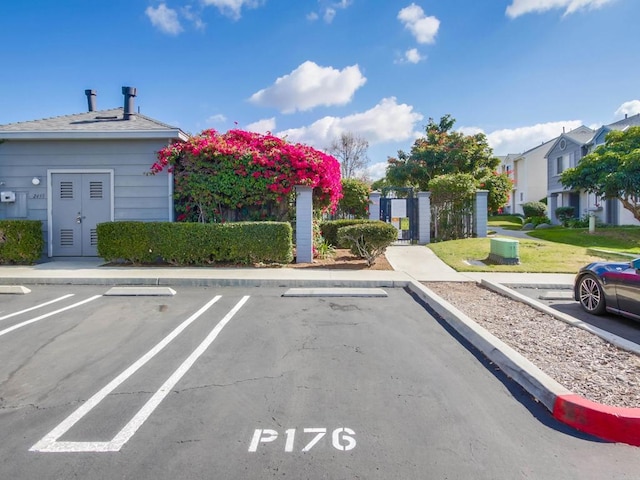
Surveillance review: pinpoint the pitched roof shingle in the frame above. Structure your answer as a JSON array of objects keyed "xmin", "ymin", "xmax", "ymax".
[{"xmin": 0, "ymin": 108, "xmax": 187, "ymax": 140}]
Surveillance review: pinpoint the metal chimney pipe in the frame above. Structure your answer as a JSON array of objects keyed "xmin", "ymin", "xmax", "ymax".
[
  {"xmin": 122, "ymin": 86, "xmax": 137, "ymax": 120},
  {"xmin": 85, "ymin": 89, "xmax": 97, "ymax": 112}
]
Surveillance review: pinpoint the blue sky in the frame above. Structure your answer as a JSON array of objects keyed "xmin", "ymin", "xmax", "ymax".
[{"xmin": 2, "ymin": 0, "xmax": 639, "ymax": 179}]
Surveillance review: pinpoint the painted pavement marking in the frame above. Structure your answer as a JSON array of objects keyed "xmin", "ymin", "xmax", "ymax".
[
  {"xmin": 30, "ymin": 295, "xmax": 250, "ymax": 453},
  {"xmin": 0, "ymin": 294, "xmax": 75, "ymax": 323},
  {"xmin": 0, "ymin": 295, "xmax": 99, "ymax": 338}
]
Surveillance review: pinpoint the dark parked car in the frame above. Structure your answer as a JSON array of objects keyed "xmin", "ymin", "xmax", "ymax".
[{"xmin": 574, "ymin": 259, "xmax": 640, "ymax": 319}]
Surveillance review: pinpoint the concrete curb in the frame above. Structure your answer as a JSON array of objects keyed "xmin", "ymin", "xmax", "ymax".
[
  {"xmin": 481, "ymin": 280, "xmax": 640, "ymax": 356},
  {"xmin": 0, "ymin": 276, "xmax": 411, "ymax": 288},
  {"xmin": 408, "ymin": 280, "xmax": 640, "ymax": 447}
]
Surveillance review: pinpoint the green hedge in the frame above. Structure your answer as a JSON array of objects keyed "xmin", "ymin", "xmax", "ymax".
[
  {"xmin": 0, "ymin": 220, "xmax": 44, "ymax": 264},
  {"xmin": 97, "ymin": 221, "xmax": 293, "ymax": 265},
  {"xmin": 319, "ymin": 219, "xmax": 377, "ymax": 247}
]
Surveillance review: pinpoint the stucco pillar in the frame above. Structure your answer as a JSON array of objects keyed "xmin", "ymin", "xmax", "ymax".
[
  {"xmin": 548, "ymin": 194, "xmax": 558, "ymax": 224},
  {"xmin": 417, "ymin": 191, "xmax": 431, "ymax": 245},
  {"xmin": 369, "ymin": 191, "xmax": 381, "ymax": 221},
  {"xmin": 295, "ymin": 185, "xmax": 313, "ymax": 263},
  {"xmin": 475, "ymin": 190, "xmax": 488, "ymax": 238}
]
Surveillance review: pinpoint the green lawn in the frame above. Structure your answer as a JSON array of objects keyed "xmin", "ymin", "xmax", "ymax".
[
  {"xmin": 427, "ymin": 223, "xmax": 640, "ymax": 273},
  {"xmin": 487, "ymin": 215, "xmax": 523, "ymax": 229},
  {"xmin": 527, "ymin": 227, "xmax": 640, "ymax": 254}
]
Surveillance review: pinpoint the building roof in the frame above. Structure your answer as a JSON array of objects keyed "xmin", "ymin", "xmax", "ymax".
[
  {"xmin": 606, "ymin": 113, "xmax": 640, "ymax": 131},
  {"xmin": 0, "ymin": 107, "xmax": 188, "ymax": 141},
  {"xmin": 588, "ymin": 113, "xmax": 640, "ymax": 146},
  {"xmin": 544, "ymin": 125, "xmax": 594, "ymax": 158},
  {"xmin": 563, "ymin": 125, "xmax": 594, "ymax": 144}
]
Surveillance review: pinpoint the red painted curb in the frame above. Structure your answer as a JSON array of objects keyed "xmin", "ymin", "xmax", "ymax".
[{"xmin": 553, "ymin": 394, "xmax": 640, "ymax": 446}]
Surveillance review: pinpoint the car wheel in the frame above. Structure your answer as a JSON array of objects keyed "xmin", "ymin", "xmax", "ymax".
[{"xmin": 578, "ymin": 274, "xmax": 607, "ymax": 315}]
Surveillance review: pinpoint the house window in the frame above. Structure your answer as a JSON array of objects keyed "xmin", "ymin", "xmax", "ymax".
[
  {"xmin": 520, "ymin": 192, "xmax": 524, "ymax": 202},
  {"xmin": 569, "ymin": 152, "xmax": 576, "ymax": 168},
  {"xmin": 556, "ymin": 156, "xmax": 564, "ymax": 175}
]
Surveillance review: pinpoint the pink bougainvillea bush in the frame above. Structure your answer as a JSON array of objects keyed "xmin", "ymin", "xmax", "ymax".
[{"xmin": 151, "ymin": 129, "xmax": 342, "ymax": 223}]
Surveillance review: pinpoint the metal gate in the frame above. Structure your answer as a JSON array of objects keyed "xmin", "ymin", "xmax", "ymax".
[{"xmin": 379, "ymin": 188, "xmax": 418, "ymax": 244}]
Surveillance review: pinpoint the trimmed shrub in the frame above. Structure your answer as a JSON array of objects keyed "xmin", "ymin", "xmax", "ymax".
[
  {"xmin": 0, "ymin": 220, "xmax": 44, "ymax": 264},
  {"xmin": 337, "ymin": 221, "xmax": 398, "ymax": 267},
  {"xmin": 566, "ymin": 215, "xmax": 592, "ymax": 228},
  {"xmin": 97, "ymin": 221, "xmax": 293, "ymax": 265},
  {"xmin": 555, "ymin": 206, "xmax": 576, "ymax": 226},
  {"xmin": 521, "ymin": 201, "xmax": 547, "ymax": 218},
  {"xmin": 524, "ymin": 216, "xmax": 551, "ymax": 228},
  {"xmin": 319, "ymin": 219, "xmax": 377, "ymax": 247}
]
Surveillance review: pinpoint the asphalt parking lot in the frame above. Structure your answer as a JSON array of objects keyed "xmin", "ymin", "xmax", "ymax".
[{"xmin": 2, "ymin": 285, "xmax": 640, "ymax": 479}]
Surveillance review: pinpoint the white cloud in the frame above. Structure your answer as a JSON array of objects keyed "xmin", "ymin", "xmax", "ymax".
[
  {"xmin": 277, "ymin": 97, "xmax": 423, "ymax": 148},
  {"xmin": 307, "ymin": 1, "xmax": 352, "ymax": 24},
  {"xmin": 322, "ymin": 7, "xmax": 336, "ymax": 23},
  {"xmin": 506, "ymin": 0, "xmax": 617, "ymax": 19},
  {"xmin": 201, "ymin": 0, "xmax": 264, "ymax": 20},
  {"xmin": 366, "ymin": 161, "xmax": 388, "ymax": 181},
  {"xmin": 206, "ymin": 113, "xmax": 227, "ymax": 125},
  {"xmin": 398, "ymin": 3, "xmax": 440, "ymax": 44},
  {"xmin": 249, "ymin": 61, "xmax": 367, "ymax": 113},
  {"xmin": 245, "ymin": 117, "xmax": 276, "ymax": 133},
  {"xmin": 145, "ymin": 4, "xmax": 183, "ymax": 35},
  {"xmin": 324, "ymin": 8, "xmax": 337, "ymax": 22},
  {"xmin": 402, "ymin": 48, "xmax": 424, "ymax": 64},
  {"xmin": 181, "ymin": 6, "xmax": 206, "ymax": 30},
  {"xmin": 615, "ymin": 100, "xmax": 640, "ymax": 118},
  {"xmin": 471, "ymin": 120, "xmax": 584, "ymax": 155}
]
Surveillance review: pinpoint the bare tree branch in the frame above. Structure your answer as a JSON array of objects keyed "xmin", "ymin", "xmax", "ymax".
[{"xmin": 328, "ymin": 132, "xmax": 369, "ymax": 179}]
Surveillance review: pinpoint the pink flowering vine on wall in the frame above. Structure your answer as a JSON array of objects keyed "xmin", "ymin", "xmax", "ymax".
[{"xmin": 151, "ymin": 129, "xmax": 342, "ymax": 223}]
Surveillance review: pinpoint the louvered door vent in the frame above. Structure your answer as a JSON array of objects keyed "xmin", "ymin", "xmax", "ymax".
[
  {"xmin": 60, "ymin": 229, "xmax": 74, "ymax": 246},
  {"xmin": 60, "ymin": 182, "xmax": 74, "ymax": 199},
  {"xmin": 89, "ymin": 181, "xmax": 103, "ymax": 199}
]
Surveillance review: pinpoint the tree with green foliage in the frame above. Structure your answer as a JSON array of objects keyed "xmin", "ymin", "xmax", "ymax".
[
  {"xmin": 428, "ymin": 173, "xmax": 477, "ymax": 241},
  {"xmin": 386, "ymin": 115, "xmax": 496, "ymax": 187},
  {"xmin": 479, "ymin": 170, "xmax": 513, "ymax": 213},
  {"xmin": 561, "ymin": 126, "xmax": 640, "ymax": 222},
  {"xmin": 338, "ymin": 178, "xmax": 371, "ymax": 219},
  {"xmin": 370, "ymin": 177, "xmax": 390, "ymax": 192},
  {"xmin": 384, "ymin": 115, "xmax": 511, "ymax": 211}
]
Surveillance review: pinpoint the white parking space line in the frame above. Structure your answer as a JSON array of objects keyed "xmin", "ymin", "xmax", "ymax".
[
  {"xmin": 0, "ymin": 295, "xmax": 100, "ymax": 338},
  {"xmin": 30, "ymin": 295, "xmax": 249, "ymax": 453},
  {"xmin": 0, "ymin": 294, "xmax": 75, "ymax": 322}
]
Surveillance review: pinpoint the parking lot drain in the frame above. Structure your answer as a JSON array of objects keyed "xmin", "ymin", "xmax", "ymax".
[
  {"xmin": 104, "ymin": 287, "xmax": 177, "ymax": 296},
  {"xmin": 283, "ymin": 288, "xmax": 388, "ymax": 297},
  {"xmin": 0, "ymin": 285, "xmax": 31, "ymax": 295}
]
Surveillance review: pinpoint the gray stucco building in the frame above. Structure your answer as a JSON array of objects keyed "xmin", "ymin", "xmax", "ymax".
[{"xmin": 0, "ymin": 87, "xmax": 187, "ymax": 257}]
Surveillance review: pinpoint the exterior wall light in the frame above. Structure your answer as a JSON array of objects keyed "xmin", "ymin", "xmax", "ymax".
[{"xmin": 32, "ymin": 177, "xmax": 41, "ymax": 186}]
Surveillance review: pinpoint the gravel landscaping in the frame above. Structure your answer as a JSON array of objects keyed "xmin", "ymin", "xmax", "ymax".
[{"xmin": 424, "ymin": 281, "xmax": 640, "ymax": 408}]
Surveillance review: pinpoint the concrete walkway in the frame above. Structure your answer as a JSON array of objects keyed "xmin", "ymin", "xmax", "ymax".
[
  {"xmin": 384, "ymin": 245, "xmax": 575, "ymax": 287},
  {"xmin": 0, "ymin": 245, "xmax": 575, "ymax": 287}
]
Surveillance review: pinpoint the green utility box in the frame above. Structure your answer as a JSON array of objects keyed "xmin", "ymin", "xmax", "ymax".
[{"xmin": 488, "ymin": 238, "xmax": 520, "ymax": 265}]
